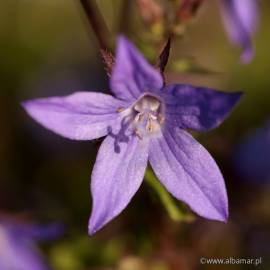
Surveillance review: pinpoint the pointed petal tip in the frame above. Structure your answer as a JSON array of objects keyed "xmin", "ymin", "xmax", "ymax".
[
  {"xmin": 217, "ymin": 210, "xmax": 229, "ymax": 223},
  {"xmin": 199, "ymin": 209, "xmax": 228, "ymax": 223},
  {"xmin": 88, "ymin": 221, "xmax": 96, "ymax": 236},
  {"xmin": 211, "ymin": 204, "xmax": 229, "ymax": 223},
  {"xmin": 21, "ymin": 99, "xmax": 38, "ymax": 118},
  {"xmin": 191, "ymin": 199, "xmax": 229, "ymax": 223},
  {"xmin": 232, "ymin": 91, "xmax": 244, "ymax": 103},
  {"xmin": 88, "ymin": 226, "xmax": 97, "ymax": 236},
  {"xmin": 117, "ymin": 34, "xmax": 129, "ymax": 45},
  {"xmin": 21, "ymin": 99, "xmax": 45, "ymax": 115},
  {"xmin": 223, "ymin": 216, "xmax": 229, "ymax": 224},
  {"xmin": 212, "ymin": 192, "xmax": 229, "ymax": 223},
  {"xmin": 225, "ymin": 91, "xmax": 244, "ymax": 112},
  {"xmin": 20, "ymin": 99, "xmax": 47, "ymax": 130},
  {"xmin": 116, "ymin": 35, "xmax": 131, "ymax": 52},
  {"xmin": 88, "ymin": 218, "xmax": 102, "ymax": 236},
  {"xmin": 115, "ymin": 35, "xmax": 140, "ymax": 58},
  {"xmin": 240, "ymin": 48, "xmax": 254, "ymax": 64},
  {"xmin": 21, "ymin": 100, "xmax": 31, "ymax": 111}
]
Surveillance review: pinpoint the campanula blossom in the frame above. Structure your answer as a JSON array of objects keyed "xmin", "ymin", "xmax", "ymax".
[
  {"xmin": 220, "ymin": 0, "xmax": 258, "ymax": 63},
  {"xmin": 0, "ymin": 219, "xmax": 62, "ymax": 269},
  {"xmin": 234, "ymin": 122, "xmax": 270, "ymax": 182},
  {"xmin": 23, "ymin": 37, "xmax": 242, "ymax": 234}
]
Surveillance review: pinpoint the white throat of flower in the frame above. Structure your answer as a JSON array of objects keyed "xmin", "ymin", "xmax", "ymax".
[{"xmin": 118, "ymin": 94, "xmax": 165, "ymax": 139}]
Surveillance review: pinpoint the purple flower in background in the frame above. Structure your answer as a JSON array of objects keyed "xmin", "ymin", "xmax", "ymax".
[
  {"xmin": 23, "ymin": 37, "xmax": 242, "ymax": 234},
  {"xmin": 220, "ymin": 0, "xmax": 258, "ymax": 63},
  {"xmin": 0, "ymin": 219, "xmax": 62, "ymax": 270},
  {"xmin": 234, "ymin": 121, "xmax": 270, "ymax": 182}
]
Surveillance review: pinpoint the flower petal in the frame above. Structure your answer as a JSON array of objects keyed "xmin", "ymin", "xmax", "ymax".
[
  {"xmin": 149, "ymin": 128, "xmax": 228, "ymax": 222},
  {"xmin": 110, "ymin": 36, "xmax": 163, "ymax": 101},
  {"xmin": 163, "ymin": 84, "xmax": 242, "ymax": 132},
  {"xmin": 6, "ymin": 243, "xmax": 48, "ymax": 270},
  {"xmin": 89, "ymin": 135, "xmax": 149, "ymax": 234},
  {"xmin": 220, "ymin": 0, "xmax": 258, "ymax": 63},
  {"xmin": 7, "ymin": 222, "xmax": 64, "ymax": 242},
  {"xmin": 0, "ymin": 226, "xmax": 49, "ymax": 270},
  {"xmin": 22, "ymin": 92, "xmax": 128, "ymax": 140}
]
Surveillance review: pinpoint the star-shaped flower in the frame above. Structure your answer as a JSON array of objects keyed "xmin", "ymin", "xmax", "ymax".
[
  {"xmin": 220, "ymin": 0, "xmax": 258, "ymax": 63},
  {"xmin": 23, "ymin": 37, "xmax": 242, "ymax": 234}
]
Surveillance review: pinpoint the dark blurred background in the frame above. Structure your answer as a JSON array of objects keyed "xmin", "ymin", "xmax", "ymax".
[{"xmin": 0, "ymin": 0, "xmax": 269, "ymax": 269}]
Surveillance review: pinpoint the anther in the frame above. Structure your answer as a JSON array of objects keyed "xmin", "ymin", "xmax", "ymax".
[
  {"xmin": 146, "ymin": 118, "xmax": 154, "ymax": 132},
  {"xmin": 158, "ymin": 114, "xmax": 165, "ymax": 124},
  {"xmin": 117, "ymin": 107, "xmax": 125, "ymax": 112},
  {"xmin": 134, "ymin": 129, "xmax": 143, "ymax": 140},
  {"xmin": 134, "ymin": 112, "xmax": 144, "ymax": 122}
]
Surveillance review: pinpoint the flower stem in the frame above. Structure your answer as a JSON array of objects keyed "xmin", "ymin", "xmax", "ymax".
[
  {"xmin": 79, "ymin": 0, "xmax": 110, "ymax": 50},
  {"xmin": 144, "ymin": 168, "xmax": 195, "ymax": 222},
  {"xmin": 79, "ymin": 0, "xmax": 114, "ymax": 75}
]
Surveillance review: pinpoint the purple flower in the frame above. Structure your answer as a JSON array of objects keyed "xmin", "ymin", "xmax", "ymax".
[
  {"xmin": 234, "ymin": 121, "xmax": 270, "ymax": 182},
  {"xmin": 0, "ymin": 219, "xmax": 62, "ymax": 269},
  {"xmin": 23, "ymin": 37, "xmax": 242, "ymax": 234},
  {"xmin": 220, "ymin": 0, "xmax": 258, "ymax": 63}
]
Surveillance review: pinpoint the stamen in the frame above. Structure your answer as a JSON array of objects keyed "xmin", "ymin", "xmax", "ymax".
[
  {"xmin": 146, "ymin": 117, "xmax": 154, "ymax": 132},
  {"xmin": 134, "ymin": 129, "xmax": 143, "ymax": 140},
  {"xmin": 134, "ymin": 112, "xmax": 144, "ymax": 122},
  {"xmin": 131, "ymin": 94, "xmax": 165, "ymax": 139},
  {"xmin": 117, "ymin": 107, "xmax": 125, "ymax": 112},
  {"xmin": 158, "ymin": 114, "xmax": 165, "ymax": 124},
  {"xmin": 149, "ymin": 114, "xmax": 157, "ymax": 120}
]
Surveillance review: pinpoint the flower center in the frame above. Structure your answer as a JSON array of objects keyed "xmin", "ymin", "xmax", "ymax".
[{"xmin": 131, "ymin": 94, "xmax": 165, "ymax": 139}]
